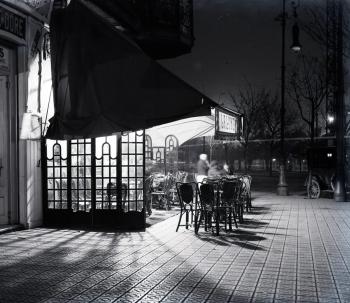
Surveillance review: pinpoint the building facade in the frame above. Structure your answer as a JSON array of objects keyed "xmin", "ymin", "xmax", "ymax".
[{"xmin": 0, "ymin": 0, "xmax": 52, "ymax": 228}]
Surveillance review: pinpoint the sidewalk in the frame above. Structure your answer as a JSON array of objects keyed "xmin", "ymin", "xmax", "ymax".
[{"xmin": 0, "ymin": 193, "xmax": 350, "ymax": 303}]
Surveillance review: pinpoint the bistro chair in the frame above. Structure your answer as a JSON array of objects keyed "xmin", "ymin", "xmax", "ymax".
[
  {"xmin": 196, "ymin": 181, "xmax": 220, "ymax": 234},
  {"xmin": 219, "ymin": 178, "xmax": 242, "ymax": 231},
  {"xmin": 240, "ymin": 175, "xmax": 252, "ymax": 212},
  {"xmin": 176, "ymin": 182, "xmax": 198, "ymax": 232},
  {"xmin": 144, "ymin": 175, "xmax": 154, "ymax": 216},
  {"xmin": 150, "ymin": 173, "xmax": 167, "ymax": 209},
  {"xmin": 163, "ymin": 174, "xmax": 177, "ymax": 207}
]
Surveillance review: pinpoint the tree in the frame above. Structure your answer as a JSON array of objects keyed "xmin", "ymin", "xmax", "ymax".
[
  {"xmin": 230, "ymin": 82, "xmax": 269, "ymax": 172},
  {"xmin": 288, "ymin": 56, "xmax": 327, "ymax": 148},
  {"xmin": 257, "ymin": 93, "xmax": 280, "ymax": 176},
  {"xmin": 300, "ymin": 0, "xmax": 350, "ymax": 135}
]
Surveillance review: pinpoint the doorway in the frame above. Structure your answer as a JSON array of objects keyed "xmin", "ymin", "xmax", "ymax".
[
  {"xmin": 0, "ymin": 75, "xmax": 9, "ymax": 224},
  {"xmin": 43, "ymin": 131, "xmax": 146, "ymax": 230}
]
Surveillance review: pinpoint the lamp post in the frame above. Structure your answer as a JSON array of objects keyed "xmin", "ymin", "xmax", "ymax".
[
  {"xmin": 334, "ymin": 0, "xmax": 346, "ymax": 202},
  {"xmin": 277, "ymin": 0, "xmax": 301, "ymax": 196}
]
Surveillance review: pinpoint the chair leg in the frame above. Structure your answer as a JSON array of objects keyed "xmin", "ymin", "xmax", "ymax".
[
  {"xmin": 195, "ymin": 211, "xmax": 202, "ymax": 234},
  {"xmin": 228, "ymin": 208, "xmax": 233, "ymax": 231},
  {"xmin": 239, "ymin": 205, "xmax": 244, "ymax": 223},
  {"xmin": 191, "ymin": 206, "xmax": 194, "ymax": 224},
  {"xmin": 215, "ymin": 209, "xmax": 220, "ymax": 236},
  {"xmin": 232, "ymin": 207, "xmax": 238, "ymax": 228},
  {"xmin": 186, "ymin": 210, "xmax": 189, "ymax": 229},
  {"xmin": 176, "ymin": 211, "xmax": 183, "ymax": 232},
  {"xmin": 204, "ymin": 210, "xmax": 208, "ymax": 231}
]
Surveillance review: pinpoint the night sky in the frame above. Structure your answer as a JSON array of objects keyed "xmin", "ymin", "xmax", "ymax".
[{"xmin": 162, "ymin": 0, "xmax": 321, "ymax": 108}]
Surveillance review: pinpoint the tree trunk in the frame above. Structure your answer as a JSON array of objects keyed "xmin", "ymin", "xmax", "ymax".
[
  {"xmin": 244, "ymin": 145, "xmax": 248, "ymax": 173},
  {"xmin": 269, "ymin": 142, "xmax": 274, "ymax": 176},
  {"xmin": 311, "ymin": 102, "xmax": 315, "ymax": 149}
]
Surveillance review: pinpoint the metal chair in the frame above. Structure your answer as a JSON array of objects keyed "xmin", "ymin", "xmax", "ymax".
[
  {"xmin": 144, "ymin": 175, "xmax": 154, "ymax": 216},
  {"xmin": 240, "ymin": 175, "xmax": 252, "ymax": 212},
  {"xmin": 219, "ymin": 178, "xmax": 241, "ymax": 231},
  {"xmin": 176, "ymin": 182, "xmax": 197, "ymax": 232},
  {"xmin": 196, "ymin": 181, "xmax": 219, "ymax": 234}
]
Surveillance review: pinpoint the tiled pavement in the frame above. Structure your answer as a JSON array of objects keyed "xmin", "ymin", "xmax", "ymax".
[{"xmin": 1, "ymin": 193, "xmax": 350, "ymax": 303}]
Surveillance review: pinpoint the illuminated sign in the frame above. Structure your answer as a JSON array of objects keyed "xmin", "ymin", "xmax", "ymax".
[
  {"xmin": 0, "ymin": 7, "xmax": 26, "ymax": 39},
  {"xmin": 214, "ymin": 107, "xmax": 242, "ymax": 140}
]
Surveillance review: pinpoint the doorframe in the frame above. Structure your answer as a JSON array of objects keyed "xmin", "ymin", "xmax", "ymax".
[{"xmin": 0, "ymin": 40, "xmax": 19, "ymax": 225}]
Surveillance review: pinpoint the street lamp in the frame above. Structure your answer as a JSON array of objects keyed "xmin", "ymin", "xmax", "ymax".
[
  {"xmin": 277, "ymin": 0, "xmax": 302, "ymax": 196},
  {"xmin": 290, "ymin": 22, "xmax": 302, "ymax": 52},
  {"xmin": 327, "ymin": 114, "xmax": 335, "ymax": 124}
]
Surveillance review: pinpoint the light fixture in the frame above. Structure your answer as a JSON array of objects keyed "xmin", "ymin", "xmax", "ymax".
[
  {"xmin": 327, "ymin": 115, "xmax": 335, "ymax": 124},
  {"xmin": 290, "ymin": 22, "xmax": 302, "ymax": 52}
]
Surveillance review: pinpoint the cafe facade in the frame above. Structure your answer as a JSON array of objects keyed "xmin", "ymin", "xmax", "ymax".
[{"xmin": 0, "ymin": 0, "xmax": 242, "ymax": 231}]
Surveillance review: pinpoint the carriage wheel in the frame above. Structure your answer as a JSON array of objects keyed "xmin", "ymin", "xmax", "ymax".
[{"xmin": 308, "ymin": 178, "xmax": 321, "ymax": 199}]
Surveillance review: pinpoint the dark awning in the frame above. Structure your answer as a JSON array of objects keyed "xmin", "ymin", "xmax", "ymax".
[{"xmin": 46, "ymin": 0, "xmax": 217, "ymax": 140}]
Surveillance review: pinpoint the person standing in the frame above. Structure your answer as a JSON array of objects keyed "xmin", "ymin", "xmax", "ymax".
[{"xmin": 196, "ymin": 154, "xmax": 209, "ymax": 183}]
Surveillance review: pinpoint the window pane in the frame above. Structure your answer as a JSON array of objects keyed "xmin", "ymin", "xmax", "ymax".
[
  {"xmin": 137, "ymin": 167, "xmax": 143, "ymax": 177},
  {"xmin": 137, "ymin": 155, "xmax": 143, "ymax": 165},
  {"xmin": 54, "ymin": 168, "xmax": 61, "ymax": 177},
  {"xmin": 111, "ymin": 167, "xmax": 117, "ymax": 177},
  {"xmin": 103, "ymin": 155, "xmax": 110, "ymax": 165},
  {"xmin": 129, "ymin": 155, "xmax": 135, "ymax": 165},
  {"xmin": 122, "ymin": 167, "xmax": 128, "ymax": 177},
  {"xmin": 129, "ymin": 144, "xmax": 135, "ymax": 154},
  {"xmin": 71, "ymin": 144, "xmax": 77, "ymax": 154},
  {"xmin": 129, "ymin": 132, "xmax": 135, "ymax": 142},
  {"xmin": 48, "ymin": 190, "xmax": 54, "ymax": 200},
  {"xmin": 129, "ymin": 167, "xmax": 135, "ymax": 178},
  {"xmin": 103, "ymin": 167, "xmax": 110, "ymax": 177},
  {"xmin": 122, "ymin": 144, "xmax": 128, "ymax": 153}
]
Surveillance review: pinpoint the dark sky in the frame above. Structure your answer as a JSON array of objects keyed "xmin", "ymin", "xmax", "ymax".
[{"xmin": 161, "ymin": 0, "xmax": 320, "ymax": 108}]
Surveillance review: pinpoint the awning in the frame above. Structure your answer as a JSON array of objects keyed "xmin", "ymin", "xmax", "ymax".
[
  {"xmin": 146, "ymin": 116, "xmax": 215, "ymax": 147},
  {"xmin": 46, "ymin": 0, "xmax": 217, "ymax": 140}
]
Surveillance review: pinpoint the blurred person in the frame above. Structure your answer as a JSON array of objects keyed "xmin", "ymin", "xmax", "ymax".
[
  {"xmin": 196, "ymin": 153, "xmax": 209, "ymax": 183},
  {"xmin": 208, "ymin": 160, "xmax": 226, "ymax": 178},
  {"xmin": 223, "ymin": 163, "xmax": 234, "ymax": 175}
]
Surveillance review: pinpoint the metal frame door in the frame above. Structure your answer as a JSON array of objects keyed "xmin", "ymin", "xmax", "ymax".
[{"xmin": 43, "ymin": 131, "xmax": 146, "ymax": 229}]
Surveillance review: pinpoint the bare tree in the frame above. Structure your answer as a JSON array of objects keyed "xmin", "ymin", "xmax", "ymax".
[
  {"xmin": 288, "ymin": 56, "xmax": 327, "ymax": 148},
  {"xmin": 230, "ymin": 82, "xmax": 269, "ymax": 172},
  {"xmin": 301, "ymin": 0, "xmax": 349, "ymax": 55},
  {"xmin": 258, "ymin": 93, "xmax": 280, "ymax": 176},
  {"xmin": 300, "ymin": 0, "xmax": 350, "ymax": 136}
]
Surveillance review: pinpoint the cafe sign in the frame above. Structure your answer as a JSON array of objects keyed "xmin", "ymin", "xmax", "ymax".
[
  {"xmin": 0, "ymin": 6, "xmax": 26, "ymax": 39},
  {"xmin": 214, "ymin": 107, "xmax": 242, "ymax": 140}
]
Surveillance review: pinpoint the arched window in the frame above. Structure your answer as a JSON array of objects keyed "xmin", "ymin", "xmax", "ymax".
[
  {"xmin": 165, "ymin": 135, "xmax": 179, "ymax": 152},
  {"xmin": 145, "ymin": 135, "xmax": 152, "ymax": 160}
]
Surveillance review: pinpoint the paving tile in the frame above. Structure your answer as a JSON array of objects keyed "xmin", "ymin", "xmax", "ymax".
[{"xmin": 1, "ymin": 194, "xmax": 350, "ymax": 303}]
